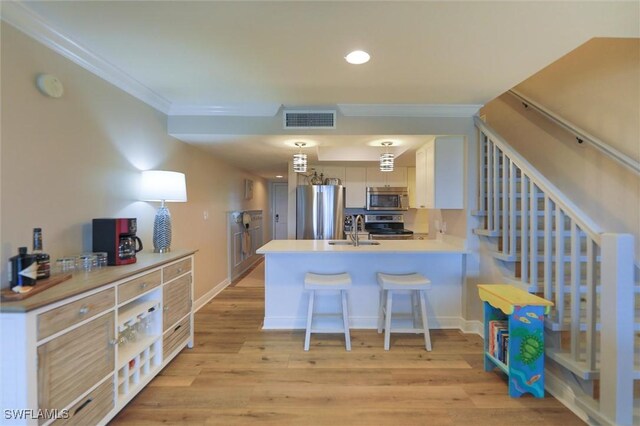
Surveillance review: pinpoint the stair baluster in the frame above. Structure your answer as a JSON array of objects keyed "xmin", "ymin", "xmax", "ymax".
[{"xmin": 474, "ymin": 117, "xmax": 636, "ymax": 425}]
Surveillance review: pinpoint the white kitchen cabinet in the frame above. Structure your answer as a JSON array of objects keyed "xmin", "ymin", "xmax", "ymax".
[
  {"xmin": 415, "ymin": 136, "xmax": 464, "ymax": 209},
  {"xmin": 344, "ymin": 167, "xmax": 367, "ymax": 208},
  {"xmin": 366, "ymin": 167, "xmax": 407, "ymax": 188},
  {"xmin": 407, "ymin": 167, "xmax": 416, "ymax": 208}
]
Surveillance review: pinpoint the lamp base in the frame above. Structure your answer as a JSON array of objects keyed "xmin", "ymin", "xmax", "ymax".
[{"xmin": 153, "ymin": 206, "xmax": 172, "ymax": 253}]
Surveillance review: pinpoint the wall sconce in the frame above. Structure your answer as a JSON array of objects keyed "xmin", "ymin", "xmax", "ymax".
[
  {"xmin": 141, "ymin": 170, "xmax": 187, "ymax": 253},
  {"xmin": 293, "ymin": 142, "xmax": 308, "ymax": 173},
  {"xmin": 380, "ymin": 141, "xmax": 394, "ymax": 172}
]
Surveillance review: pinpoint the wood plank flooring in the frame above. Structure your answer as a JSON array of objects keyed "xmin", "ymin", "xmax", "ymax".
[{"xmin": 111, "ymin": 260, "xmax": 584, "ymax": 425}]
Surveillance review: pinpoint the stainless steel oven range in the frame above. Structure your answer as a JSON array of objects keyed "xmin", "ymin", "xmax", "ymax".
[{"xmin": 364, "ymin": 214, "xmax": 414, "ymax": 240}]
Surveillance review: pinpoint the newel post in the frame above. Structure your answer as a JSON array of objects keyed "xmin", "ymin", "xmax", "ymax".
[{"xmin": 599, "ymin": 233, "xmax": 634, "ymax": 426}]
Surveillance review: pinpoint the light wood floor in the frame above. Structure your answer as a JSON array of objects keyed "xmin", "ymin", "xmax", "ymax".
[{"xmin": 111, "ymin": 260, "xmax": 585, "ymax": 425}]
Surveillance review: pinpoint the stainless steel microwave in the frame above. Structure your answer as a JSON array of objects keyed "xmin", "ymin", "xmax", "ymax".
[{"xmin": 366, "ymin": 187, "xmax": 409, "ymax": 211}]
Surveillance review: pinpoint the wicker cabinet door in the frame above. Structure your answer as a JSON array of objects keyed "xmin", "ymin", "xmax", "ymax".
[
  {"xmin": 38, "ymin": 312, "xmax": 115, "ymax": 412},
  {"xmin": 163, "ymin": 274, "xmax": 192, "ymax": 331}
]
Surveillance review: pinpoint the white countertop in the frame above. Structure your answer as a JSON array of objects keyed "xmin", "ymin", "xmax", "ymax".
[{"xmin": 257, "ymin": 236, "xmax": 467, "ymax": 254}]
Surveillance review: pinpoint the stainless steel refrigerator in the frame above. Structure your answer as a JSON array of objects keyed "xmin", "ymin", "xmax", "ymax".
[{"xmin": 296, "ymin": 185, "xmax": 345, "ymax": 240}]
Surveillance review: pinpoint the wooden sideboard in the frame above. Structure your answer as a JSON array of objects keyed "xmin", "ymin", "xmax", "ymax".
[{"xmin": 0, "ymin": 250, "xmax": 196, "ymax": 425}]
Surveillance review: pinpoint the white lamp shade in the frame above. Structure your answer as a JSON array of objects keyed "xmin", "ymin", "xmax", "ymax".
[{"xmin": 141, "ymin": 170, "xmax": 187, "ymax": 202}]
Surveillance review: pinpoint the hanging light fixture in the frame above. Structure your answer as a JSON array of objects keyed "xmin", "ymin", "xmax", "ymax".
[
  {"xmin": 379, "ymin": 141, "xmax": 394, "ymax": 172},
  {"xmin": 293, "ymin": 142, "xmax": 308, "ymax": 173}
]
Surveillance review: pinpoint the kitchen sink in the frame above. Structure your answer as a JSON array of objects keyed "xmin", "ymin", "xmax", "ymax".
[{"xmin": 328, "ymin": 240, "xmax": 380, "ymax": 246}]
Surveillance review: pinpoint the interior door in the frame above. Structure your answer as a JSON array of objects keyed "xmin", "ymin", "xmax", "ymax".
[{"xmin": 273, "ymin": 182, "xmax": 288, "ymax": 239}]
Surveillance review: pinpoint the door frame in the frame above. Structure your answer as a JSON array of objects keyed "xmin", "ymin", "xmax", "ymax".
[{"xmin": 270, "ymin": 181, "xmax": 288, "ymax": 240}]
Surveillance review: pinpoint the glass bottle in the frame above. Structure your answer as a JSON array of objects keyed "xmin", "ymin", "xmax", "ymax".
[
  {"xmin": 32, "ymin": 228, "xmax": 51, "ymax": 279},
  {"xmin": 9, "ymin": 247, "xmax": 37, "ymax": 288}
]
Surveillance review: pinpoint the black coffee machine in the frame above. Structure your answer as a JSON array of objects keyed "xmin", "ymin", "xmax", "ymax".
[{"xmin": 92, "ymin": 218, "xmax": 143, "ymax": 265}]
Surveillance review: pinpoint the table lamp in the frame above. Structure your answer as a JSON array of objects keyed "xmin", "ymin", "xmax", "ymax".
[{"xmin": 141, "ymin": 170, "xmax": 187, "ymax": 253}]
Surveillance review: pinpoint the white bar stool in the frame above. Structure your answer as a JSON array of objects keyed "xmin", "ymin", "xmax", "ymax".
[
  {"xmin": 304, "ymin": 272, "xmax": 352, "ymax": 351},
  {"xmin": 377, "ymin": 272, "xmax": 432, "ymax": 351}
]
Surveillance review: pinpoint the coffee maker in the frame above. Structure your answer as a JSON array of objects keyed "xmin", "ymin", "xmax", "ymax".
[{"xmin": 92, "ymin": 218, "xmax": 143, "ymax": 265}]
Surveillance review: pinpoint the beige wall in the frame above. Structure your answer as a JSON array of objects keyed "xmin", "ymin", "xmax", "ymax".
[
  {"xmin": 0, "ymin": 23, "xmax": 269, "ymax": 299},
  {"xmin": 481, "ymin": 37, "xmax": 640, "ymax": 261},
  {"xmin": 514, "ymin": 38, "xmax": 639, "ymax": 162}
]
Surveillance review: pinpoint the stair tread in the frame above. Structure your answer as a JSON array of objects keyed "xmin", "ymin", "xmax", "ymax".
[
  {"xmin": 546, "ymin": 349, "xmax": 640, "ymax": 380},
  {"xmin": 489, "ymin": 250, "xmax": 599, "ymax": 263},
  {"xmin": 476, "ymin": 229, "xmax": 581, "ymax": 237}
]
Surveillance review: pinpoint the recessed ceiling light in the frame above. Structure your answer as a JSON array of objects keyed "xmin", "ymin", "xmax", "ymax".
[
  {"xmin": 275, "ymin": 175, "xmax": 284, "ymax": 178},
  {"xmin": 345, "ymin": 50, "xmax": 370, "ymax": 65}
]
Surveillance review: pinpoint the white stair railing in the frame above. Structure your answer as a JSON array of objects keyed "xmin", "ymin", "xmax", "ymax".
[{"xmin": 475, "ymin": 116, "xmax": 636, "ymax": 426}]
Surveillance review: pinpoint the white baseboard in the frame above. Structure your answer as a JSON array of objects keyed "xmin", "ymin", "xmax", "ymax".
[
  {"xmin": 263, "ymin": 316, "xmax": 478, "ymax": 331},
  {"xmin": 230, "ymin": 254, "xmax": 263, "ymax": 282},
  {"xmin": 544, "ymin": 369, "xmax": 590, "ymax": 424},
  {"xmin": 194, "ymin": 278, "xmax": 231, "ymax": 312},
  {"xmin": 460, "ymin": 319, "xmax": 484, "ymax": 336}
]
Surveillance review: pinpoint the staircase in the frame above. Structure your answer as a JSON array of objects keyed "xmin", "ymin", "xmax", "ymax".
[{"xmin": 473, "ymin": 117, "xmax": 639, "ymax": 426}]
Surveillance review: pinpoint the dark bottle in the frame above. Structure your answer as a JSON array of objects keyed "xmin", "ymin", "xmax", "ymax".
[
  {"xmin": 8, "ymin": 247, "xmax": 38, "ymax": 288},
  {"xmin": 32, "ymin": 228, "xmax": 51, "ymax": 279}
]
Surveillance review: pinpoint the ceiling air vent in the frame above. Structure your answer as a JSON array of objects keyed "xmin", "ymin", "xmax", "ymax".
[{"xmin": 283, "ymin": 110, "xmax": 336, "ymax": 129}]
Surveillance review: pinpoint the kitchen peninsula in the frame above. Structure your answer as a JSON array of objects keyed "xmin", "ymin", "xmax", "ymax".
[{"xmin": 257, "ymin": 238, "xmax": 467, "ymax": 329}]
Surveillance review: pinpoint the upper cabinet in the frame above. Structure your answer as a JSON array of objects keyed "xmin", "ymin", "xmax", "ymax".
[
  {"xmin": 365, "ymin": 167, "xmax": 407, "ymax": 188},
  {"xmin": 407, "ymin": 167, "xmax": 416, "ymax": 208},
  {"xmin": 344, "ymin": 167, "xmax": 367, "ymax": 208},
  {"xmin": 415, "ymin": 136, "xmax": 464, "ymax": 209}
]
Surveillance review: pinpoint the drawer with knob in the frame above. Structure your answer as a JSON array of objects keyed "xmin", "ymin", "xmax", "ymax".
[
  {"xmin": 37, "ymin": 288, "xmax": 115, "ymax": 340},
  {"xmin": 163, "ymin": 315, "xmax": 190, "ymax": 358},
  {"xmin": 163, "ymin": 258, "xmax": 191, "ymax": 283},
  {"xmin": 117, "ymin": 270, "xmax": 161, "ymax": 304}
]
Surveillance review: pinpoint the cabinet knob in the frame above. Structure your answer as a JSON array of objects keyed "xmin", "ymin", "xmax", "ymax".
[
  {"xmin": 79, "ymin": 306, "xmax": 89, "ymax": 315},
  {"xmin": 140, "ymin": 283, "xmax": 148, "ymax": 289},
  {"xmin": 109, "ymin": 339, "xmax": 118, "ymax": 346},
  {"xmin": 163, "ymin": 306, "xmax": 169, "ymax": 312},
  {"xmin": 177, "ymin": 268, "xmax": 183, "ymax": 273}
]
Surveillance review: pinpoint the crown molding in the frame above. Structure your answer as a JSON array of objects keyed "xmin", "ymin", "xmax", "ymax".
[
  {"xmin": 1, "ymin": 3, "xmax": 482, "ymax": 120},
  {"xmin": 169, "ymin": 103, "xmax": 282, "ymax": 117},
  {"xmin": 337, "ymin": 103, "xmax": 482, "ymax": 118},
  {"xmin": 1, "ymin": 1, "xmax": 172, "ymax": 114}
]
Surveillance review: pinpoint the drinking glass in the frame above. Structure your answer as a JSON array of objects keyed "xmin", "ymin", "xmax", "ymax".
[
  {"xmin": 76, "ymin": 254, "xmax": 97, "ymax": 272},
  {"xmin": 94, "ymin": 252, "xmax": 108, "ymax": 268},
  {"xmin": 56, "ymin": 257, "xmax": 76, "ymax": 273}
]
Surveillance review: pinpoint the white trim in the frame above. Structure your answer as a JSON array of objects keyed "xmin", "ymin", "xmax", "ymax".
[
  {"xmin": 263, "ymin": 315, "xmax": 477, "ymax": 331},
  {"xmin": 0, "ymin": 3, "xmax": 483, "ymax": 121},
  {"xmin": 460, "ymin": 319, "xmax": 484, "ymax": 336},
  {"xmin": 545, "ymin": 370, "xmax": 590, "ymax": 424},
  {"xmin": 169, "ymin": 103, "xmax": 282, "ymax": 117},
  {"xmin": 1, "ymin": 1, "xmax": 171, "ymax": 114},
  {"xmin": 338, "ymin": 104, "xmax": 481, "ymax": 117},
  {"xmin": 194, "ymin": 278, "xmax": 231, "ymax": 312}
]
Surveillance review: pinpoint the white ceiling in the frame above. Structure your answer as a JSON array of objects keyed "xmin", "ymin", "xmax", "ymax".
[{"xmin": 5, "ymin": 1, "xmax": 638, "ymax": 178}]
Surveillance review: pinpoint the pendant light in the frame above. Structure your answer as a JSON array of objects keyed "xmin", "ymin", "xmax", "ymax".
[
  {"xmin": 293, "ymin": 142, "xmax": 308, "ymax": 173},
  {"xmin": 380, "ymin": 141, "xmax": 394, "ymax": 172}
]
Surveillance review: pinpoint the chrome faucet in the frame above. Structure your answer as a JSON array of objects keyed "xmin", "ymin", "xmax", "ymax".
[{"xmin": 350, "ymin": 214, "xmax": 364, "ymax": 247}]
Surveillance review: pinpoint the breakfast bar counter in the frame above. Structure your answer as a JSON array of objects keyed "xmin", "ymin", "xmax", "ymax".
[{"xmin": 257, "ymin": 237, "xmax": 468, "ymax": 330}]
